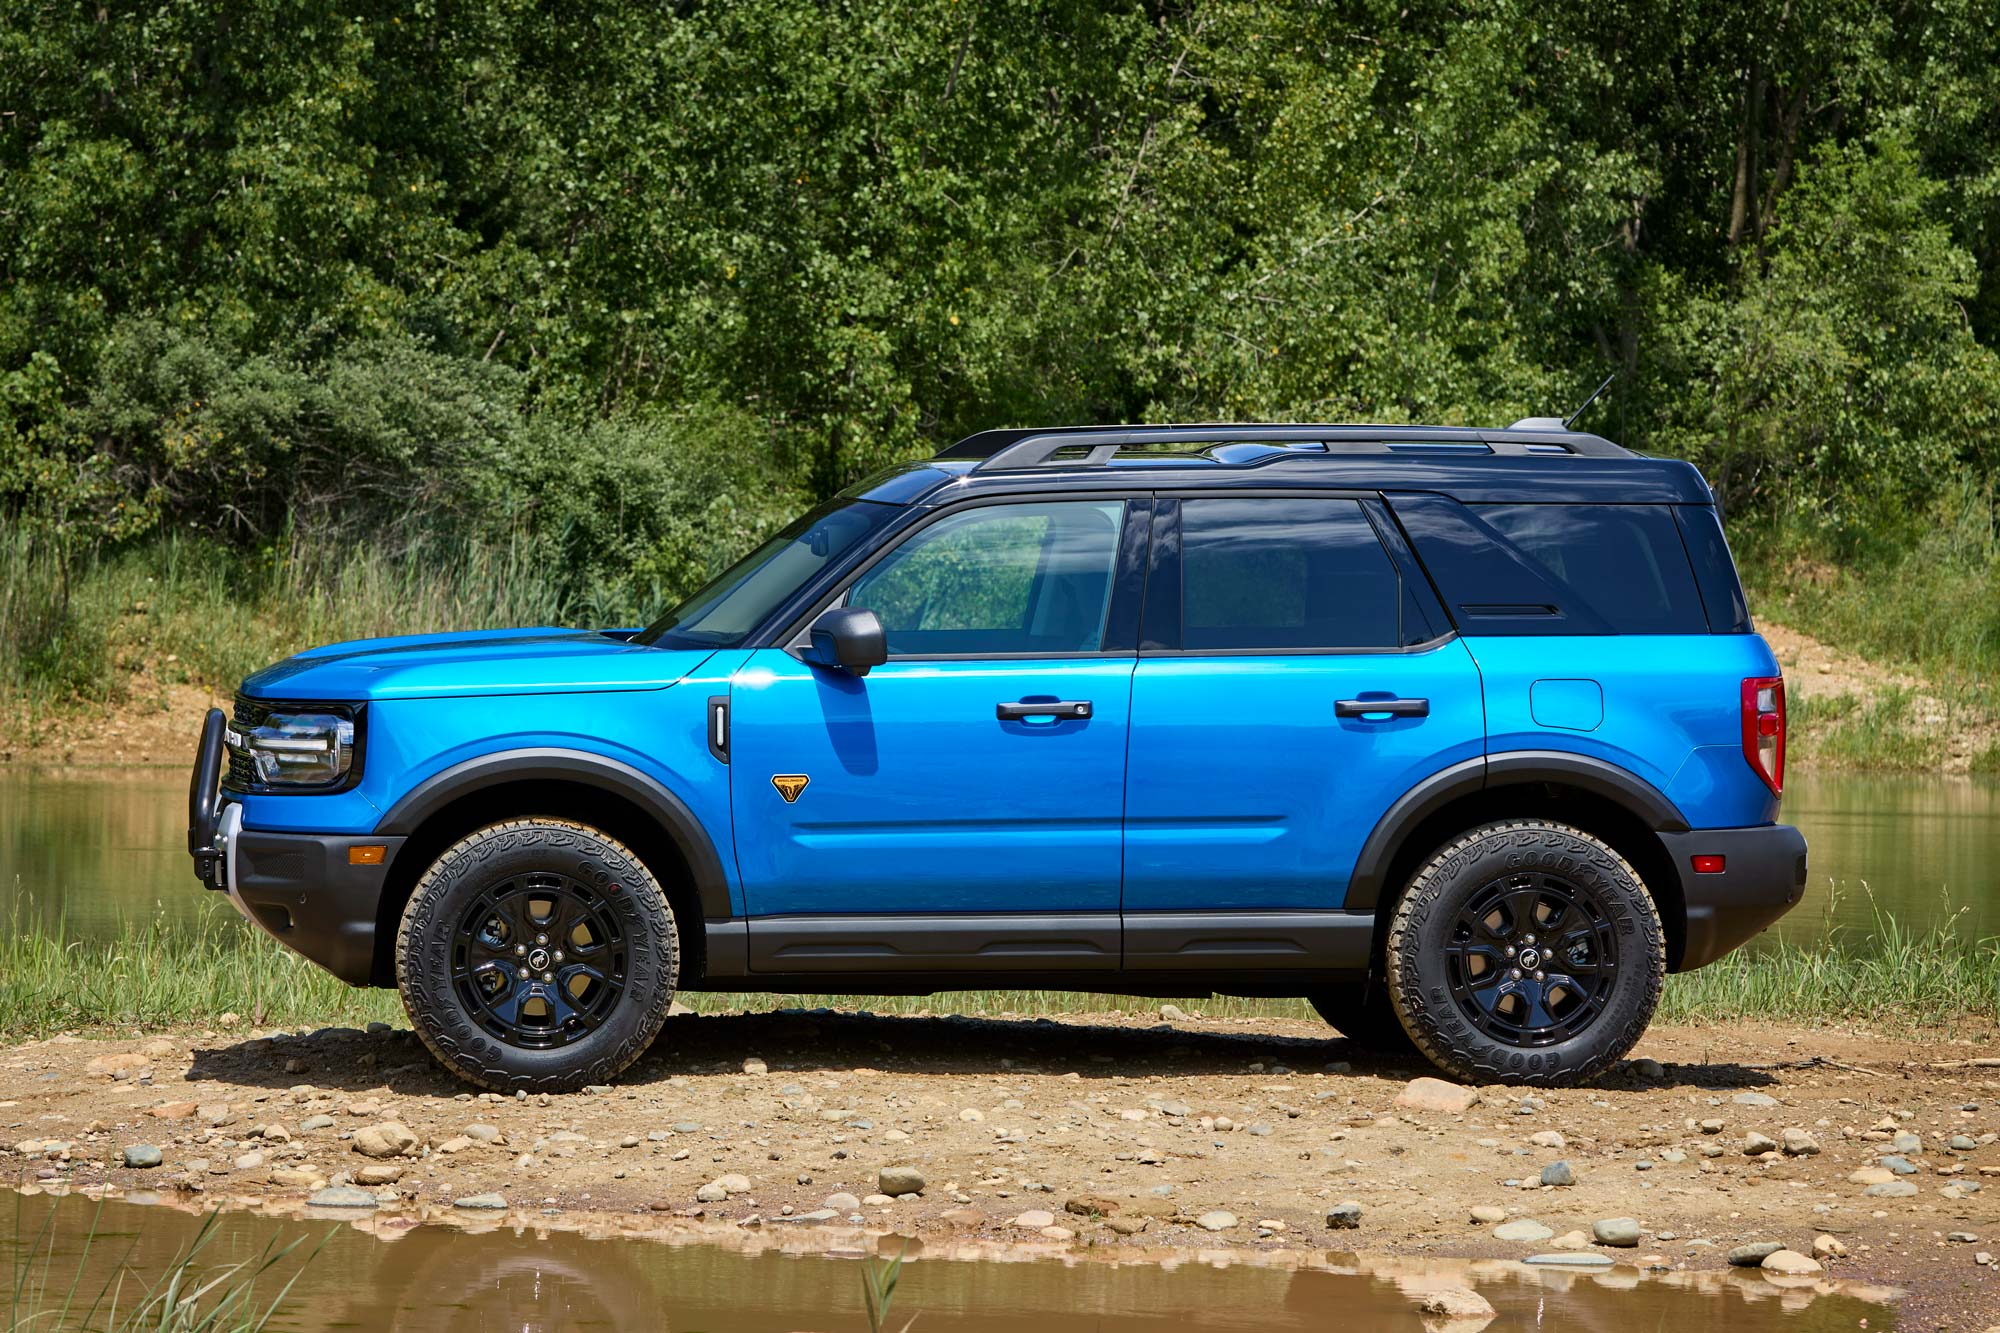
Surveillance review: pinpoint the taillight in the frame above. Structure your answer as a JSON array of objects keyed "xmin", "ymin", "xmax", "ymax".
[{"xmin": 1741, "ymin": 676, "xmax": 1785, "ymax": 796}]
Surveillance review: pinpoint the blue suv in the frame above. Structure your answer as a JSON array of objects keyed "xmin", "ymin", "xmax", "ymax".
[{"xmin": 188, "ymin": 422, "xmax": 1806, "ymax": 1091}]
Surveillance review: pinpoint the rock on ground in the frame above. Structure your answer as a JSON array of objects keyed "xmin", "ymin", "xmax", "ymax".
[
  {"xmin": 1418, "ymin": 1287, "xmax": 1495, "ymax": 1318},
  {"xmin": 1392, "ymin": 1077, "xmax": 1478, "ymax": 1114}
]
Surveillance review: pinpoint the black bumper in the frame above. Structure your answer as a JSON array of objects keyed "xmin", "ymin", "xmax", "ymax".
[
  {"xmin": 1662, "ymin": 823, "xmax": 1808, "ymax": 971},
  {"xmin": 230, "ymin": 829, "xmax": 405, "ymax": 986}
]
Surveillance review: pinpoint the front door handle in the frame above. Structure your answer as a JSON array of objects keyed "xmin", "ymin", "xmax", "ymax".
[
  {"xmin": 997, "ymin": 699, "xmax": 1093, "ymax": 721},
  {"xmin": 1335, "ymin": 697, "xmax": 1429, "ymax": 718}
]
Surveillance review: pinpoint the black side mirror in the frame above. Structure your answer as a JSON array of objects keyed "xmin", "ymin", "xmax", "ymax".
[{"xmin": 802, "ymin": 607, "xmax": 887, "ymax": 677}]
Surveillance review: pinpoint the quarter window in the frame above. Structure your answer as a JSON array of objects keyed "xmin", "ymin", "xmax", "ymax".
[
  {"xmin": 849, "ymin": 501, "xmax": 1126, "ymax": 656},
  {"xmin": 1180, "ymin": 498, "xmax": 1402, "ymax": 650}
]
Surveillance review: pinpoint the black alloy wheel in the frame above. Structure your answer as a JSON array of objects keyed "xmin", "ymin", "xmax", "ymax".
[
  {"xmin": 454, "ymin": 872, "xmax": 629, "ymax": 1048},
  {"xmin": 1442, "ymin": 870, "xmax": 1621, "ymax": 1047}
]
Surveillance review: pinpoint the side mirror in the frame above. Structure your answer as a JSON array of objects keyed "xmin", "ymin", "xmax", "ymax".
[{"xmin": 802, "ymin": 607, "xmax": 887, "ymax": 677}]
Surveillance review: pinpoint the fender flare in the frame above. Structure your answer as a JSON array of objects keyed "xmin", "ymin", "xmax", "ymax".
[
  {"xmin": 1343, "ymin": 750, "xmax": 1688, "ymax": 913},
  {"xmin": 373, "ymin": 747, "xmax": 732, "ymax": 920}
]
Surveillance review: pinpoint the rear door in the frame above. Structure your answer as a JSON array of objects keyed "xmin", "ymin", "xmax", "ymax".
[
  {"xmin": 1121, "ymin": 494, "xmax": 1486, "ymax": 965},
  {"xmin": 730, "ymin": 495, "xmax": 1149, "ymax": 973}
]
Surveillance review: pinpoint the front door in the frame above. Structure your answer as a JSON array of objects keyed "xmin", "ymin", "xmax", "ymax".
[
  {"xmin": 731, "ymin": 496, "xmax": 1145, "ymax": 973},
  {"xmin": 1122, "ymin": 494, "xmax": 1486, "ymax": 966}
]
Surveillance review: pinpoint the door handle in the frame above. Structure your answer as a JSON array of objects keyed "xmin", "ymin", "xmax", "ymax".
[
  {"xmin": 1335, "ymin": 697, "xmax": 1429, "ymax": 718},
  {"xmin": 996, "ymin": 700, "xmax": 1093, "ymax": 721}
]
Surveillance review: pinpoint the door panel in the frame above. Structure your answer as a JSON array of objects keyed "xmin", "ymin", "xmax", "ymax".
[
  {"xmin": 1122, "ymin": 642, "xmax": 1486, "ymax": 913},
  {"xmin": 729, "ymin": 651, "xmax": 1135, "ymax": 927}
]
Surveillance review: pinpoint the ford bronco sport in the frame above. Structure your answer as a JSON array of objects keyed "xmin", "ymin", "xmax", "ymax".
[{"xmin": 188, "ymin": 422, "xmax": 1806, "ymax": 1091}]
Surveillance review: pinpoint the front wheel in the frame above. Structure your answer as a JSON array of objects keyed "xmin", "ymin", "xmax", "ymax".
[
  {"xmin": 1384, "ymin": 819, "xmax": 1663, "ymax": 1086},
  {"xmin": 396, "ymin": 819, "xmax": 678, "ymax": 1092}
]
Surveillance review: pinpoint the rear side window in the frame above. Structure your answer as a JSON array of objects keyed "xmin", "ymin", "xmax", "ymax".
[
  {"xmin": 1179, "ymin": 498, "xmax": 1403, "ymax": 650},
  {"xmin": 1388, "ymin": 494, "xmax": 1708, "ymax": 635},
  {"xmin": 1675, "ymin": 505, "xmax": 1753, "ymax": 633}
]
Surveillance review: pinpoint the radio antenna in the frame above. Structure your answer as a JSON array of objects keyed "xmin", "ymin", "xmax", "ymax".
[{"xmin": 1563, "ymin": 372, "xmax": 1617, "ymax": 431}]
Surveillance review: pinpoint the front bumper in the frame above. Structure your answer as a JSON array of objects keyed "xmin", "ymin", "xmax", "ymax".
[
  {"xmin": 1662, "ymin": 823, "xmax": 1808, "ymax": 971},
  {"xmin": 189, "ymin": 707, "xmax": 402, "ymax": 986}
]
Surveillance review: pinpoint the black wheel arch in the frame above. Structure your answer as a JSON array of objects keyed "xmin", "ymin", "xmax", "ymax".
[
  {"xmin": 368, "ymin": 749, "xmax": 733, "ymax": 987},
  {"xmin": 1348, "ymin": 750, "xmax": 1689, "ymax": 971}
]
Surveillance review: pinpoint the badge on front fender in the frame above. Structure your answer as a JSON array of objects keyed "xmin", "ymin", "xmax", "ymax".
[{"xmin": 771, "ymin": 774, "xmax": 810, "ymax": 803}]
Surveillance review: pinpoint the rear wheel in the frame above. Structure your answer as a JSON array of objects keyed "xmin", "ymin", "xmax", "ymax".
[
  {"xmin": 1306, "ymin": 982, "xmax": 1415, "ymax": 1054},
  {"xmin": 1384, "ymin": 819, "xmax": 1663, "ymax": 1086},
  {"xmin": 396, "ymin": 819, "xmax": 678, "ymax": 1092}
]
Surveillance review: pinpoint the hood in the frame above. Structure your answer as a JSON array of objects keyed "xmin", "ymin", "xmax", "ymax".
[{"xmin": 240, "ymin": 627, "xmax": 715, "ymax": 701}]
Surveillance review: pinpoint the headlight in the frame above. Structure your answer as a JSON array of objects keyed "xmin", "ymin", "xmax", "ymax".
[{"xmin": 228, "ymin": 708, "xmax": 357, "ymax": 788}]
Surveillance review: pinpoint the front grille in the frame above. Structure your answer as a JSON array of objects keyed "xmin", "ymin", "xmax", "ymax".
[{"xmin": 223, "ymin": 694, "xmax": 268, "ymax": 791}]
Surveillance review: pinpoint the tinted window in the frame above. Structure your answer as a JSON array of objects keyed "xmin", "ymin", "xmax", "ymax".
[
  {"xmin": 850, "ymin": 501, "xmax": 1125, "ymax": 656},
  {"xmin": 1472, "ymin": 504, "xmax": 1706, "ymax": 634},
  {"xmin": 1180, "ymin": 499, "xmax": 1402, "ymax": 650}
]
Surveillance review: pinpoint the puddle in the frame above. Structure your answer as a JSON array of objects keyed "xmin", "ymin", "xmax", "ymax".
[{"xmin": 4, "ymin": 1187, "xmax": 1897, "ymax": 1330}]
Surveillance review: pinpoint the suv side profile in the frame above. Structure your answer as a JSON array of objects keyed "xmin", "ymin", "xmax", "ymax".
[{"xmin": 188, "ymin": 422, "xmax": 1805, "ymax": 1091}]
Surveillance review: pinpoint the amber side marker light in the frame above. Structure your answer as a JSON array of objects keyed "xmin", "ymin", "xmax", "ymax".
[
  {"xmin": 1690, "ymin": 854, "xmax": 1726, "ymax": 874},
  {"xmin": 348, "ymin": 845, "xmax": 387, "ymax": 865}
]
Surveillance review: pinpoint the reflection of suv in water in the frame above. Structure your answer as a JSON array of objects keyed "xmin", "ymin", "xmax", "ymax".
[{"xmin": 189, "ymin": 422, "xmax": 1805, "ymax": 1091}]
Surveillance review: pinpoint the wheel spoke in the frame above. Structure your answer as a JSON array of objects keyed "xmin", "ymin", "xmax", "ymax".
[{"xmin": 451, "ymin": 870, "xmax": 629, "ymax": 1050}]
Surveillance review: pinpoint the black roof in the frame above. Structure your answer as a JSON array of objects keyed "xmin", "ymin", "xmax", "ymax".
[{"xmin": 853, "ymin": 421, "xmax": 1716, "ymax": 506}]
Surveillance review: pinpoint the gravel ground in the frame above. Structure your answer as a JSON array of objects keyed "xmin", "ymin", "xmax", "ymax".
[{"xmin": 4, "ymin": 1010, "xmax": 1997, "ymax": 1329}]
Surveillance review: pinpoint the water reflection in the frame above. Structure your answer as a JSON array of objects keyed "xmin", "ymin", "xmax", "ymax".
[{"xmin": 2, "ymin": 1189, "xmax": 1898, "ymax": 1332}]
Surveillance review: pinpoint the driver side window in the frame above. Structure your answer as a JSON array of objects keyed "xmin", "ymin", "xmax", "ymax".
[{"xmin": 850, "ymin": 501, "xmax": 1126, "ymax": 657}]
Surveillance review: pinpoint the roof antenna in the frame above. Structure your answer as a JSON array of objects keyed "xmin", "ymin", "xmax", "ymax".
[{"xmin": 1563, "ymin": 372, "xmax": 1617, "ymax": 431}]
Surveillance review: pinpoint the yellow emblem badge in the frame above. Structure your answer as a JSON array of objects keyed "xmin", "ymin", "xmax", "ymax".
[{"xmin": 771, "ymin": 774, "xmax": 810, "ymax": 804}]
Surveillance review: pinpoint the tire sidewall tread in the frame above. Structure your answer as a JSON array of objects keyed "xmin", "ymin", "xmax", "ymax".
[
  {"xmin": 1384, "ymin": 818, "xmax": 1664, "ymax": 1087},
  {"xmin": 395, "ymin": 818, "xmax": 678, "ymax": 1093}
]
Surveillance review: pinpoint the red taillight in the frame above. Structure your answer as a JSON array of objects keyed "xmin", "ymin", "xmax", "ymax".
[
  {"xmin": 1691, "ymin": 854, "xmax": 1726, "ymax": 874},
  {"xmin": 1741, "ymin": 676, "xmax": 1786, "ymax": 796}
]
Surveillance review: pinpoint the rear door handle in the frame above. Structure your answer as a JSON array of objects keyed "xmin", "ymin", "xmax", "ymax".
[
  {"xmin": 1335, "ymin": 697, "xmax": 1429, "ymax": 718},
  {"xmin": 997, "ymin": 700, "xmax": 1093, "ymax": 721}
]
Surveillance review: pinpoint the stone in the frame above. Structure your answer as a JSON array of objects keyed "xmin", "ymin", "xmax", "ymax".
[
  {"xmin": 1494, "ymin": 1219, "xmax": 1554, "ymax": 1243},
  {"xmin": 1393, "ymin": 1077, "xmax": 1478, "ymax": 1114},
  {"xmin": 1418, "ymin": 1288, "xmax": 1495, "ymax": 1319},
  {"xmin": 1727, "ymin": 1242, "xmax": 1784, "ymax": 1266},
  {"xmin": 1159, "ymin": 1004, "xmax": 1189, "ymax": 1022},
  {"xmin": 1540, "ymin": 1161, "xmax": 1575, "ymax": 1187},
  {"xmin": 351, "ymin": 1122, "xmax": 419, "ymax": 1158},
  {"xmin": 1780, "ymin": 1128, "xmax": 1821, "ymax": 1156},
  {"xmin": 1698, "ymin": 1118, "xmax": 1726, "ymax": 1134},
  {"xmin": 1550, "ymin": 1230, "xmax": 1590, "ymax": 1250},
  {"xmin": 824, "ymin": 1192, "xmax": 861, "ymax": 1212},
  {"xmin": 1731, "ymin": 1092, "xmax": 1779, "ymax": 1107},
  {"xmin": 695, "ymin": 1181, "xmax": 729, "ymax": 1203},
  {"xmin": 1631, "ymin": 1058, "xmax": 1666, "ymax": 1080},
  {"xmin": 1742, "ymin": 1132, "xmax": 1778, "ymax": 1156},
  {"xmin": 1811, "ymin": 1234, "xmax": 1848, "ymax": 1260},
  {"xmin": 1010, "ymin": 1209, "xmax": 1057, "ymax": 1229},
  {"xmin": 1891, "ymin": 1131, "xmax": 1923, "ymax": 1154},
  {"xmin": 357, "ymin": 1163, "xmax": 405, "ymax": 1185},
  {"xmin": 197, "ymin": 1103, "xmax": 233, "ymax": 1127},
  {"xmin": 1065, "ymin": 1195, "xmax": 1121, "ymax": 1217},
  {"xmin": 1523, "ymin": 1253, "xmax": 1613, "ymax": 1267},
  {"xmin": 878, "ymin": 1165, "xmax": 925, "ymax": 1197},
  {"xmin": 1593, "ymin": 1217, "xmax": 1641, "ymax": 1247},
  {"xmin": 1106, "ymin": 1215, "xmax": 1150, "ymax": 1235},
  {"xmin": 742, "ymin": 1057, "xmax": 768, "ymax": 1075},
  {"xmin": 147, "ymin": 1102, "xmax": 197, "ymax": 1120},
  {"xmin": 1195, "ymin": 1211, "xmax": 1237, "ymax": 1232},
  {"xmin": 1529, "ymin": 1130, "xmax": 1566, "ymax": 1149},
  {"xmin": 121, "ymin": 1144, "xmax": 162, "ymax": 1169},
  {"xmin": 299, "ymin": 1115, "xmax": 335, "ymax": 1131},
  {"xmin": 464, "ymin": 1124, "xmax": 502, "ymax": 1143},
  {"xmin": 1948, "ymin": 1231, "xmax": 1980, "ymax": 1243},
  {"xmin": 1878, "ymin": 1155, "xmax": 1918, "ymax": 1175},
  {"xmin": 232, "ymin": 1151, "xmax": 266, "ymax": 1171},
  {"xmin": 435, "ymin": 1135, "xmax": 474, "ymax": 1154},
  {"xmin": 1760, "ymin": 1250, "xmax": 1821, "ymax": 1275},
  {"xmin": 87, "ymin": 1052, "xmax": 152, "ymax": 1078},
  {"xmin": 307, "ymin": 1186, "xmax": 378, "ymax": 1209},
  {"xmin": 1470, "ymin": 1205, "xmax": 1507, "ymax": 1224},
  {"xmin": 1864, "ymin": 1180, "xmax": 1918, "ymax": 1198},
  {"xmin": 1847, "ymin": 1166, "xmax": 1896, "ymax": 1185},
  {"xmin": 1326, "ymin": 1202, "xmax": 1362, "ymax": 1229},
  {"xmin": 453, "ymin": 1193, "xmax": 508, "ymax": 1210},
  {"xmin": 1950, "ymin": 1134, "xmax": 1978, "ymax": 1151},
  {"xmin": 267, "ymin": 1167, "xmax": 321, "ymax": 1188},
  {"xmin": 1039, "ymin": 1226, "xmax": 1075, "ymax": 1241}
]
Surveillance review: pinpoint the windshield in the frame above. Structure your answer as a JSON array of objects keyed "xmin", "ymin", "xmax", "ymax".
[{"xmin": 633, "ymin": 498, "xmax": 899, "ymax": 648}]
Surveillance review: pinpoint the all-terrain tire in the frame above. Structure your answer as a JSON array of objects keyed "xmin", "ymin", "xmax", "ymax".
[
  {"xmin": 1306, "ymin": 982, "xmax": 1417, "ymax": 1055},
  {"xmin": 396, "ymin": 818, "xmax": 678, "ymax": 1092},
  {"xmin": 1384, "ymin": 819, "xmax": 1664, "ymax": 1087}
]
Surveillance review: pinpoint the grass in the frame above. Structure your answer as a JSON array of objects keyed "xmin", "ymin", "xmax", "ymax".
[
  {"xmin": 7, "ymin": 1196, "xmax": 321, "ymax": 1332},
  {"xmin": 0, "ymin": 887, "xmax": 1991, "ymax": 1042}
]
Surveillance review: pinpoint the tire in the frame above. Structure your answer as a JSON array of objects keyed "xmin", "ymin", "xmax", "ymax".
[
  {"xmin": 396, "ymin": 818, "xmax": 679, "ymax": 1092},
  {"xmin": 1384, "ymin": 819, "xmax": 1664, "ymax": 1087},
  {"xmin": 1306, "ymin": 982, "xmax": 1416, "ymax": 1055}
]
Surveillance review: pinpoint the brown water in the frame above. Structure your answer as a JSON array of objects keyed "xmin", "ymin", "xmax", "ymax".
[
  {"xmin": 2, "ymin": 1190, "xmax": 1895, "ymax": 1331},
  {"xmin": 2, "ymin": 768, "xmax": 1994, "ymax": 947}
]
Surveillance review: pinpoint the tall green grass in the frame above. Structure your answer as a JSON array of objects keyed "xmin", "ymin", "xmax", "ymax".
[{"xmin": 7, "ymin": 1196, "xmax": 320, "ymax": 1332}]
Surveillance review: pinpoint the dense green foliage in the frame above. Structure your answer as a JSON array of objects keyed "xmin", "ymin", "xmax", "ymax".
[{"xmin": 5, "ymin": 0, "xmax": 2000, "ymax": 688}]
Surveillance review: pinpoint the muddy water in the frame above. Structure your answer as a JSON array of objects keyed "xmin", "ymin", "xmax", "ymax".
[
  {"xmin": 2, "ymin": 1190, "xmax": 1895, "ymax": 1331},
  {"xmin": 2, "ymin": 768, "xmax": 1995, "ymax": 946}
]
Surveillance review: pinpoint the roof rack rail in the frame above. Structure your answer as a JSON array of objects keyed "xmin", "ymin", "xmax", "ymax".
[{"xmin": 935, "ymin": 423, "xmax": 1629, "ymax": 470}]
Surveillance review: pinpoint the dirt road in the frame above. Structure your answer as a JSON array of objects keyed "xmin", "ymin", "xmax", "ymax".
[{"xmin": 5, "ymin": 1011, "xmax": 1997, "ymax": 1328}]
